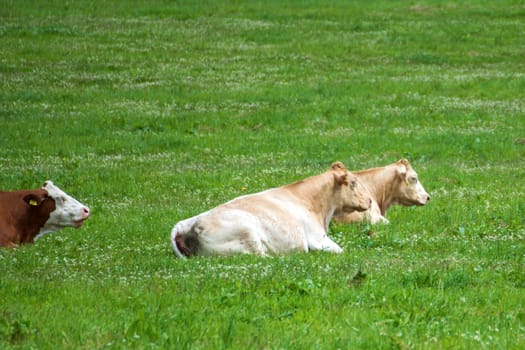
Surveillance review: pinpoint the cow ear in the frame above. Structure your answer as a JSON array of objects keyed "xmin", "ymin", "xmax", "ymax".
[
  {"xmin": 331, "ymin": 162, "xmax": 349, "ymax": 185},
  {"xmin": 331, "ymin": 161, "xmax": 347, "ymax": 171},
  {"xmin": 396, "ymin": 164, "xmax": 407, "ymax": 175},
  {"xmin": 335, "ymin": 172, "xmax": 349, "ymax": 186},
  {"xmin": 23, "ymin": 194, "xmax": 45, "ymax": 207},
  {"xmin": 397, "ymin": 159, "xmax": 410, "ymax": 167},
  {"xmin": 396, "ymin": 163, "xmax": 410, "ymax": 185}
]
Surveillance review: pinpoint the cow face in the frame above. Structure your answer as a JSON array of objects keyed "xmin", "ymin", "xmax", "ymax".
[
  {"xmin": 394, "ymin": 159, "xmax": 430, "ymax": 206},
  {"xmin": 38, "ymin": 181, "xmax": 90, "ymax": 236},
  {"xmin": 332, "ymin": 163, "xmax": 371, "ymax": 213}
]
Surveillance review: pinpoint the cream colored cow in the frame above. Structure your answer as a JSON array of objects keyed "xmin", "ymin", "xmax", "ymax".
[
  {"xmin": 171, "ymin": 162, "xmax": 371, "ymax": 257},
  {"xmin": 334, "ymin": 159, "xmax": 430, "ymax": 224}
]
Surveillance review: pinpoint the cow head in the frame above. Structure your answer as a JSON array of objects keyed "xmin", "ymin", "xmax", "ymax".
[
  {"xmin": 332, "ymin": 162, "xmax": 371, "ymax": 213},
  {"xmin": 35, "ymin": 181, "xmax": 91, "ymax": 239},
  {"xmin": 393, "ymin": 159, "xmax": 430, "ymax": 206}
]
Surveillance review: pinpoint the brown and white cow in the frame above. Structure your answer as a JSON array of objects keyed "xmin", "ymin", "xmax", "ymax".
[
  {"xmin": 0, "ymin": 181, "xmax": 90, "ymax": 247},
  {"xmin": 171, "ymin": 162, "xmax": 371, "ymax": 257},
  {"xmin": 334, "ymin": 159, "xmax": 430, "ymax": 224}
]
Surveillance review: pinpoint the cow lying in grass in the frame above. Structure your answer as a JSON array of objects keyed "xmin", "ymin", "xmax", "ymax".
[
  {"xmin": 171, "ymin": 162, "xmax": 371, "ymax": 257},
  {"xmin": 0, "ymin": 181, "xmax": 90, "ymax": 247},
  {"xmin": 333, "ymin": 159, "xmax": 430, "ymax": 224}
]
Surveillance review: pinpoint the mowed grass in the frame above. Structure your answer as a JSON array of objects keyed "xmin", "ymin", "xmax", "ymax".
[{"xmin": 1, "ymin": 0, "xmax": 524, "ymax": 348}]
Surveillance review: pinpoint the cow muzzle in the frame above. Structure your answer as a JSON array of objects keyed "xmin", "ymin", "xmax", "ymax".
[
  {"xmin": 74, "ymin": 207, "xmax": 91, "ymax": 227},
  {"xmin": 416, "ymin": 194, "xmax": 430, "ymax": 206}
]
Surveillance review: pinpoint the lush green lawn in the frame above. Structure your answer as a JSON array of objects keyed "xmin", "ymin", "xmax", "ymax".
[{"xmin": 1, "ymin": 0, "xmax": 524, "ymax": 348}]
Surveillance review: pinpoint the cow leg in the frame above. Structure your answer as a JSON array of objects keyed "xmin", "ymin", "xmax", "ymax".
[
  {"xmin": 369, "ymin": 212, "xmax": 389, "ymax": 224},
  {"xmin": 320, "ymin": 236, "xmax": 343, "ymax": 253},
  {"xmin": 306, "ymin": 230, "xmax": 343, "ymax": 254}
]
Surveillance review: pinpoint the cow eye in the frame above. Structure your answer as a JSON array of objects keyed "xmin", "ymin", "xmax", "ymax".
[{"xmin": 350, "ymin": 180, "xmax": 357, "ymax": 189}]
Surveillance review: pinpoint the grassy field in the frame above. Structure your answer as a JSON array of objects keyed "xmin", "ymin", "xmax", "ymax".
[{"xmin": 1, "ymin": 0, "xmax": 524, "ymax": 348}]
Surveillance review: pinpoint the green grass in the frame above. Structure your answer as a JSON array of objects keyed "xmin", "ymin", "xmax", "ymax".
[{"xmin": 1, "ymin": 0, "xmax": 524, "ymax": 348}]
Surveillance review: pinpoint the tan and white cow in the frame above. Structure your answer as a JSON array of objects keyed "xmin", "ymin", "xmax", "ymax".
[
  {"xmin": 171, "ymin": 162, "xmax": 371, "ymax": 257},
  {"xmin": 334, "ymin": 159, "xmax": 430, "ymax": 224}
]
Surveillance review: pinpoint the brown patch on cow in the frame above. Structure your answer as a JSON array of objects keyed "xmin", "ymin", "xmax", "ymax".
[
  {"xmin": 0, "ymin": 189, "xmax": 56, "ymax": 247},
  {"xmin": 175, "ymin": 233, "xmax": 198, "ymax": 257},
  {"xmin": 175, "ymin": 223, "xmax": 204, "ymax": 257}
]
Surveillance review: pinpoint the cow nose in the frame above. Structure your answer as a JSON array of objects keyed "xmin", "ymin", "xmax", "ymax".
[
  {"xmin": 426, "ymin": 195, "xmax": 430, "ymax": 202},
  {"xmin": 82, "ymin": 207, "xmax": 90, "ymax": 218}
]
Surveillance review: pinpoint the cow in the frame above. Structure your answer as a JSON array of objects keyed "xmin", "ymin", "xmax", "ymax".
[
  {"xmin": 171, "ymin": 162, "xmax": 371, "ymax": 257},
  {"xmin": 0, "ymin": 181, "xmax": 90, "ymax": 247},
  {"xmin": 333, "ymin": 159, "xmax": 430, "ymax": 224}
]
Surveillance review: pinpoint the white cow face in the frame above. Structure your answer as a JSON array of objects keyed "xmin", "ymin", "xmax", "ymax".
[
  {"xmin": 395, "ymin": 160, "xmax": 430, "ymax": 206},
  {"xmin": 37, "ymin": 181, "xmax": 91, "ymax": 238}
]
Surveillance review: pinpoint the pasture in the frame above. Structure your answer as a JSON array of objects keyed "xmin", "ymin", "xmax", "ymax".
[{"xmin": 1, "ymin": 0, "xmax": 524, "ymax": 348}]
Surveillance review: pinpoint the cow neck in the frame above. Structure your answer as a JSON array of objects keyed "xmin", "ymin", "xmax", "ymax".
[
  {"xmin": 17, "ymin": 207, "xmax": 49, "ymax": 244},
  {"xmin": 356, "ymin": 166, "xmax": 397, "ymax": 216},
  {"xmin": 283, "ymin": 171, "xmax": 337, "ymax": 229},
  {"xmin": 34, "ymin": 198, "xmax": 59, "ymax": 241}
]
